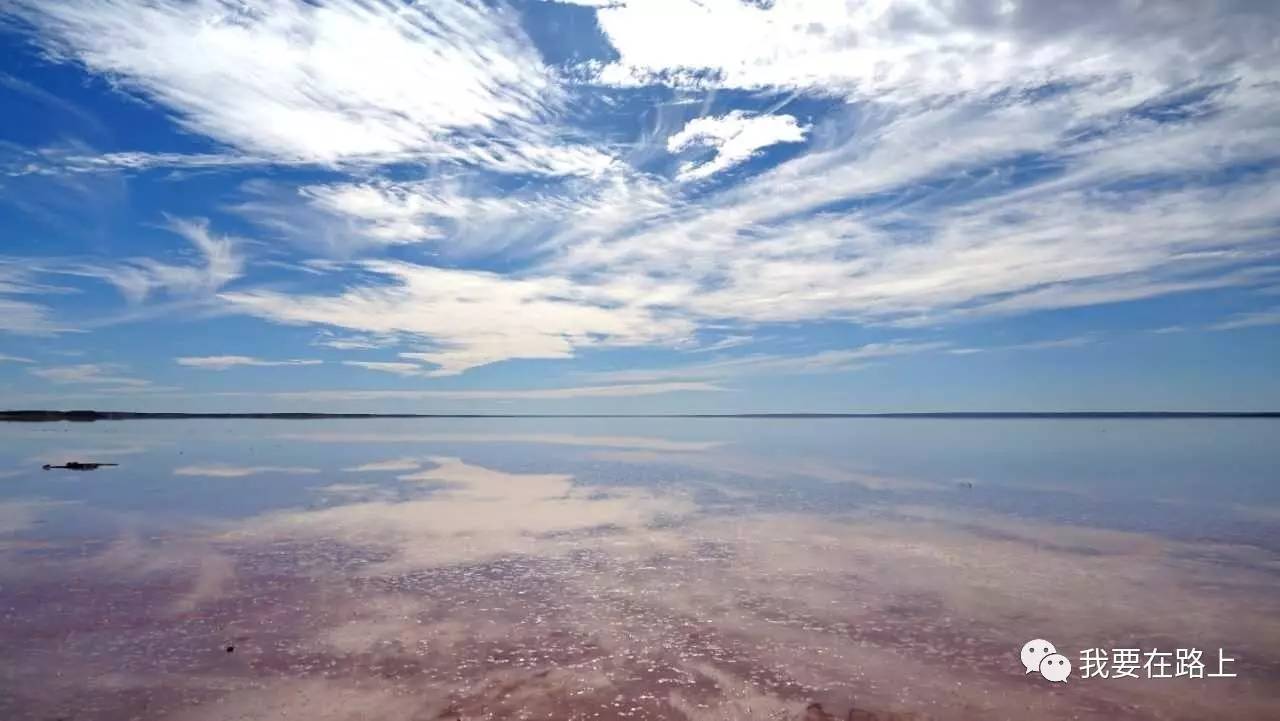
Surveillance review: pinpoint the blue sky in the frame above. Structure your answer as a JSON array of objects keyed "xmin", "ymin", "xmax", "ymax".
[{"xmin": 0, "ymin": 0, "xmax": 1278, "ymax": 413}]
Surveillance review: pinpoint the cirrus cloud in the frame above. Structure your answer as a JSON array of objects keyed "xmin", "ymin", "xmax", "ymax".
[
  {"xmin": 6, "ymin": 0, "xmax": 612, "ymax": 175},
  {"xmin": 2, "ymin": 0, "xmax": 1278, "ymax": 404},
  {"xmin": 177, "ymin": 355, "xmax": 323, "ymax": 370},
  {"xmin": 666, "ymin": 111, "xmax": 809, "ymax": 181},
  {"xmin": 29, "ymin": 363, "xmax": 150, "ymax": 387},
  {"xmin": 221, "ymin": 260, "xmax": 695, "ymax": 376}
]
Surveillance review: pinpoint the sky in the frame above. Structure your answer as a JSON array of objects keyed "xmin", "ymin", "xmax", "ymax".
[{"xmin": 0, "ymin": 0, "xmax": 1278, "ymax": 414}]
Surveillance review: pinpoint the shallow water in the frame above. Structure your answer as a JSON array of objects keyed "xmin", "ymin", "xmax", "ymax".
[{"xmin": 1, "ymin": 418, "xmax": 1278, "ymax": 720}]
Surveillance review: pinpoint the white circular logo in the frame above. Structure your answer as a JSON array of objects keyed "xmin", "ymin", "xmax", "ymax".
[
  {"xmin": 1040, "ymin": 653, "xmax": 1072, "ymax": 683},
  {"xmin": 1021, "ymin": 638, "xmax": 1057, "ymax": 675}
]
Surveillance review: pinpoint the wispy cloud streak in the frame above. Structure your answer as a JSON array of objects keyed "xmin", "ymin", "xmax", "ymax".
[{"xmin": 177, "ymin": 356, "xmax": 322, "ymax": 370}]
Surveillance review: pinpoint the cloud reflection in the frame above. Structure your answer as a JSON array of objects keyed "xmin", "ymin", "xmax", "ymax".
[
  {"xmin": 275, "ymin": 431, "xmax": 721, "ymax": 452},
  {"xmin": 2, "ymin": 445, "xmax": 1279, "ymax": 720},
  {"xmin": 231, "ymin": 456, "xmax": 694, "ymax": 568},
  {"xmin": 174, "ymin": 464, "xmax": 321, "ymax": 478}
]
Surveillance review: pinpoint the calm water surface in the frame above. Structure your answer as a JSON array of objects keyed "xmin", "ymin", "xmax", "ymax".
[{"xmin": 1, "ymin": 418, "xmax": 1278, "ymax": 720}]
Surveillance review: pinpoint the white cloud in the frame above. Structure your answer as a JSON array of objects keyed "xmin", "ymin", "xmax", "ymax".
[
  {"xmin": 1207, "ymin": 308, "xmax": 1280, "ymax": 331},
  {"xmin": 50, "ymin": 217, "xmax": 245, "ymax": 305},
  {"xmin": 683, "ymin": 335, "xmax": 754, "ymax": 353},
  {"xmin": 947, "ymin": 335, "xmax": 1097, "ymax": 355},
  {"xmin": 296, "ymin": 180, "xmax": 550, "ymax": 245},
  {"xmin": 7, "ymin": 0, "xmax": 611, "ymax": 175},
  {"xmin": 343, "ymin": 458, "xmax": 421, "ymax": 473},
  {"xmin": 176, "ymin": 355, "xmax": 322, "ymax": 370},
  {"xmin": 321, "ymin": 339, "xmax": 382, "ymax": 350},
  {"xmin": 580, "ymin": 0, "xmax": 1274, "ymax": 101},
  {"xmin": 220, "ymin": 143, "xmax": 1280, "ymax": 374},
  {"xmin": 1005, "ymin": 336, "xmax": 1096, "ymax": 351},
  {"xmin": 29, "ymin": 363, "xmax": 150, "ymax": 387},
  {"xmin": 312, "ymin": 332, "xmax": 389, "ymax": 351},
  {"xmin": 237, "ymin": 170, "xmax": 664, "ymax": 258},
  {"xmin": 9, "ymin": 0, "xmax": 1279, "ymax": 382},
  {"xmin": 340, "ymin": 361, "xmax": 426, "ymax": 378},
  {"xmin": 0, "ymin": 265, "xmax": 77, "ymax": 335},
  {"xmin": 222, "ymin": 260, "xmax": 695, "ymax": 375},
  {"xmin": 1144, "ymin": 309, "xmax": 1280, "ymax": 334},
  {"xmin": 130, "ymin": 217, "xmax": 243, "ymax": 302},
  {"xmin": 237, "ymin": 381, "xmax": 721, "ymax": 402},
  {"xmin": 551, "ymin": 162, "xmax": 1280, "ymax": 328},
  {"xmin": 592, "ymin": 341, "xmax": 946, "ymax": 382},
  {"xmin": 666, "ymin": 111, "xmax": 808, "ymax": 181},
  {"xmin": 0, "ymin": 298, "xmax": 71, "ymax": 335},
  {"xmin": 0, "ymin": 353, "xmax": 35, "ymax": 363},
  {"xmin": 522, "ymin": 1, "xmax": 1280, "ymax": 338},
  {"xmin": 301, "ymin": 182, "xmax": 448, "ymax": 244},
  {"xmin": 3, "ymin": 149, "xmax": 271, "ymax": 177}
]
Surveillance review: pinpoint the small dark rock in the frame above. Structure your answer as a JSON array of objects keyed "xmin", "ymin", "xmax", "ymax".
[{"xmin": 42, "ymin": 461, "xmax": 119, "ymax": 471}]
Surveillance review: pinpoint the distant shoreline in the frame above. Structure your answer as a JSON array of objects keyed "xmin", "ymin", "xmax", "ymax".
[{"xmin": 2, "ymin": 410, "xmax": 1278, "ymax": 422}]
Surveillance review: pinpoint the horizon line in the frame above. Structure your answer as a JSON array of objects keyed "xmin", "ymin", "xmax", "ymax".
[{"xmin": 3, "ymin": 409, "xmax": 1278, "ymax": 421}]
